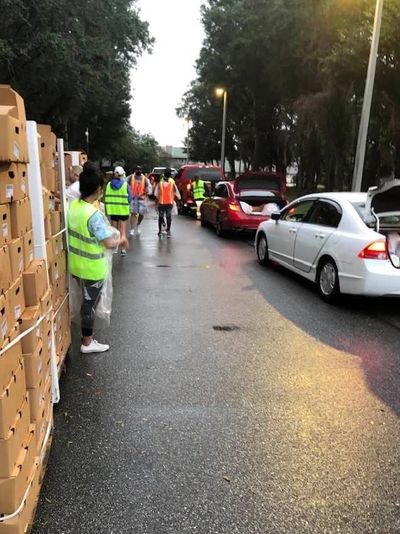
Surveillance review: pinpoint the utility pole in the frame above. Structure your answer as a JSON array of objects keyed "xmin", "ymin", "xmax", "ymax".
[{"xmin": 352, "ymin": 0, "xmax": 384, "ymax": 191}]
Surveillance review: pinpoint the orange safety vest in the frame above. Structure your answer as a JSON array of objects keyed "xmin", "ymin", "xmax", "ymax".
[
  {"xmin": 158, "ymin": 179, "xmax": 175, "ymax": 205},
  {"xmin": 131, "ymin": 175, "xmax": 146, "ymax": 197}
]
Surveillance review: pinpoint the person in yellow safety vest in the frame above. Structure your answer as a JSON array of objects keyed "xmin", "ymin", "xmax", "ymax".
[
  {"xmin": 154, "ymin": 168, "xmax": 181, "ymax": 237},
  {"xmin": 68, "ymin": 164, "xmax": 128, "ymax": 353},
  {"xmin": 192, "ymin": 175, "xmax": 206, "ymax": 220},
  {"xmin": 127, "ymin": 166, "xmax": 151, "ymax": 236},
  {"xmin": 104, "ymin": 166, "xmax": 131, "ymax": 256}
]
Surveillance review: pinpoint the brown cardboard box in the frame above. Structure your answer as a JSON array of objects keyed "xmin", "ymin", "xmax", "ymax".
[
  {"xmin": 41, "ymin": 318, "xmax": 52, "ymax": 364},
  {"xmin": 0, "ymin": 426, "xmax": 36, "ymax": 514},
  {"xmin": 0, "ymin": 397, "xmax": 30, "ymax": 478},
  {"xmin": 0, "ymin": 362, "xmax": 26, "ymax": 439},
  {"xmin": 0, "ymin": 163, "xmax": 23, "ymax": 204},
  {"xmin": 0, "ymin": 113, "xmax": 28, "ymax": 163},
  {"xmin": 43, "ymin": 167, "xmax": 57, "ymax": 192},
  {"xmin": 52, "ymin": 275, "xmax": 67, "ymax": 309},
  {"xmin": 19, "ymin": 306, "xmax": 41, "ymax": 355},
  {"xmin": 44, "ymin": 214, "xmax": 52, "ymax": 240},
  {"xmin": 27, "ymin": 375, "xmax": 46, "ymax": 423},
  {"xmin": 7, "ymin": 277, "xmax": 25, "ymax": 323},
  {"xmin": 36, "ymin": 399, "xmax": 52, "ymax": 456},
  {"xmin": 39, "ymin": 288, "xmax": 52, "ymax": 318},
  {"xmin": 50, "ymin": 210, "xmax": 62, "ymax": 236},
  {"xmin": 37, "ymin": 124, "xmax": 56, "ymax": 165},
  {"xmin": 0, "ymin": 245, "xmax": 12, "ymax": 295},
  {"xmin": 22, "ymin": 230, "xmax": 34, "ymax": 271},
  {"xmin": 18, "ymin": 164, "xmax": 28, "ymax": 199},
  {"xmin": 42, "ymin": 187, "xmax": 51, "ymax": 217},
  {"xmin": 0, "ymin": 294, "xmax": 10, "ymax": 344},
  {"xmin": 8, "ymin": 238, "xmax": 23, "ymax": 280},
  {"xmin": 0, "ymin": 340, "xmax": 22, "ymax": 392},
  {"xmin": 0, "ymin": 455, "xmax": 40, "ymax": 534},
  {"xmin": 49, "ymin": 253, "xmax": 66, "ymax": 285},
  {"xmin": 79, "ymin": 152, "xmax": 88, "ymax": 165},
  {"xmin": 45, "ymin": 238, "xmax": 54, "ymax": 264},
  {"xmin": 0, "ymin": 204, "xmax": 11, "ymax": 247},
  {"xmin": 0, "ymin": 86, "xmax": 26, "ymax": 123},
  {"xmin": 22, "ymin": 260, "xmax": 47, "ymax": 307},
  {"xmin": 54, "ymin": 234, "xmax": 65, "ymax": 257},
  {"xmin": 10, "ymin": 198, "xmax": 31, "ymax": 239},
  {"xmin": 8, "ymin": 323, "xmax": 19, "ymax": 343},
  {"xmin": 23, "ymin": 341, "xmax": 44, "ymax": 389}
]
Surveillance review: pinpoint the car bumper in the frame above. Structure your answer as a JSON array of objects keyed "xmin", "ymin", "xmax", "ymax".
[
  {"xmin": 223, "ymin": 212, "xmax": 268, "ymax": 231},
  {"xmin": 339, "ymin": 259, "xmax": 400, "ymax": 296}
]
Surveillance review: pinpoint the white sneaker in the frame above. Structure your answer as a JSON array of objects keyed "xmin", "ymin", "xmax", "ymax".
[
  {"xmin": 136, "ymin": 228, "xmax": 141, "ymax": 235},
  {"xmin": 120, "ymin": 249, "xmax": 127, "ymax": 256},
  {"xmin": 81, "ymin": 340, "xmax": 110, "ymax": 354},
  {"xmin": 129, "ymin": 229, "xmax": 135, "ymax": 236}
]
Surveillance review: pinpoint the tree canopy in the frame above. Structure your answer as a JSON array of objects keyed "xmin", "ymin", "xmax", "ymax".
[
  {"xmin": 0, "ymin": 0, "xmax": 163, "ymax": 168},
  {"xmin": 178, "ymin": 0, "xmax": 400, "ymax": 191}
]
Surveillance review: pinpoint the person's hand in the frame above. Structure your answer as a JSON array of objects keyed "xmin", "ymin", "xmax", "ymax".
[{"xmin": 120, "ymin": 236, "xmax": 129, "ymax": 249}]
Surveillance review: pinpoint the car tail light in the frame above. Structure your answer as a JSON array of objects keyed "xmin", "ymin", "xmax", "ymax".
[
  {"xmin": 187, "ymin": 184, "xmax": 191, "ymax": 191},
  {"xmin": 228, "ymin": 202, "xmax": 240, "ymax": 212},
  {"xmin": 358, "ymin": 241, "xmax": 388, "ymax": 260}
]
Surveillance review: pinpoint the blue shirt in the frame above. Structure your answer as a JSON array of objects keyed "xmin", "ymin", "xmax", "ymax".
[{"xmin": 88, "ymin": 211, "xmax": 112, "ymax": 242}]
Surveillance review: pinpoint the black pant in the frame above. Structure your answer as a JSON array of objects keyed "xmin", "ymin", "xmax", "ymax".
[
  {"xmin": 158, "ymin": 204, "xmax": 173, "ymax": 232},
  {"xmin": 75, "ymin": 278, "xmax": 104, "ymax": 337}
]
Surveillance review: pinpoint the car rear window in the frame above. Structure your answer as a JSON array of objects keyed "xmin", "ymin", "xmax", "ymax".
[{"xmin": 184, "ymin": 168, "xmax": 223, "ymax": 181}]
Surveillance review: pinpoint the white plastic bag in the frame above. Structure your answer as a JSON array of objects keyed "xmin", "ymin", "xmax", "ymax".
[{"xmin": 172, "ymin": 202, "xmax": 178, "ymax": 215}]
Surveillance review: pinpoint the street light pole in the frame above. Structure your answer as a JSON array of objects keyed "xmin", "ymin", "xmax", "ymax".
[
  {"xmin": 352, "ymin": 0, "xmax": 384, "ymax": 192},
  {"xmin": 216, "ymin": 88, "xmax": 228, "ymax": 172}
]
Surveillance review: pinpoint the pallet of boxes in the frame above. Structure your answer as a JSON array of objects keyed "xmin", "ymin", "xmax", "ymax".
[
  {"xmin": 0, "ymin": 87, "xmax": 53, "ymax": 533},
  {"xmin": 38, "ymin": 124, "xmax": 70, "ymax": 375}
]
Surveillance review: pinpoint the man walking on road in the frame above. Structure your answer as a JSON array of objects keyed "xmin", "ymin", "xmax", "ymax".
[
  {"xmin": 155, "ymin": 168, "xmax": 180, "ymax": 237},
  {"xmin": 192, "ymin": 175, "xmax": 206, "ymax": 219},
  {"xmin": 127, "ymin": 166, "xmax": 151, "ymax": 236},
  {"xmin": 104, "ymin": 166, "xmax": 131, "ymax": 255}
]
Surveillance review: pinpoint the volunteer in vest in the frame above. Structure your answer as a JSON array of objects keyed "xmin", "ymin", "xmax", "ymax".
[
  {"xmin": 104, "ymin": 166, "xmax": 131, "ymax": 256},
  {"xmin": 127, "ymin": 166, "xmax": 151, "ymax": 236},
  {"xmin": 154, "ymin": 168, "xmax": 181, "ymax": 237},
  {"xmin": 192, "ymin": 175, "xmax": 206, "ymax": 219},
  {"xmin": 68, "ymin": 165, "xmax": 127, "ymax": 353}
]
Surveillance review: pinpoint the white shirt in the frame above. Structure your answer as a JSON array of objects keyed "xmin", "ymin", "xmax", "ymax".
[{"xmin": 66, "ymin": 181, "xmax": 80, "ymax": 200}]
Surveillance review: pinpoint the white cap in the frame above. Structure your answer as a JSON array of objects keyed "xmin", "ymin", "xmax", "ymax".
[{"xmin": 114, "ymin": 166, "xmax": 125, "ymax": 177}]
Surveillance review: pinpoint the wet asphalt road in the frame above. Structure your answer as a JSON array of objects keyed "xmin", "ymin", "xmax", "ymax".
[{"xmin": 33, "ymin": 214, "xmax": 400, "ymax": 533}]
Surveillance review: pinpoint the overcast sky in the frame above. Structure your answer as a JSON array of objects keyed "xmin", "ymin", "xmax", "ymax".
[{"xmin": 131, "ymin": 0, "xmax": 205, "ymax": 148}]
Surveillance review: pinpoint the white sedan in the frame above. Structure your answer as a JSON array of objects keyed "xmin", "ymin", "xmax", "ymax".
[{"xmin": 255, "ymin": 181, "xmax": 400, "ymax": 302}]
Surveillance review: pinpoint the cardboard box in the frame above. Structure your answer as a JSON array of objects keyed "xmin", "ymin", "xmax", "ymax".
[
  {"xmin": 0, "ymin": 425, "xmax": 36, "ymax": 514},
  {"xmin": 0, "ymin": 294, "xmax": 10, "ymax": 344},
  {"xmin": 36, "ymin": 400, "xmax": 52, "ymax": 456},
  {"xmin": 8, "ymin": 238, "xmax": 23, "ymax": 281},
  {"xmin": 0, "ymin": 339, "xmax": 22, "ymax": 393},
  {"xmin": 43, "ymin": 167, "xmax": 57, "ymax": 192},
  {"xmin": 19, "ymin": 307, "xmax": 41, "ymax": 355},
  {"xmin": 0, "ymin": 396, "xmax": 30, "ymax": 478},
  {"xmin": 45, "ymin": 238, "xmax": 54, "ymax": 264},
  {"xmin": 41, "ymin": 319, "xmax": 52, "ymax": 364},
  {"xmin": 0, "ymin": 455, "xmax": 40, "ymax": 534},
  {"xmin": 0, "ymin": 163, "xmax": 25, "ymax": 204},
  {"xmin": 0, "ymin": 245, "xmax": 12, "ymax": 295},
  {"xmin": 22, "ymin": 230, "xmax": 33, "ymax": 271},
  {"xmin": 0, "ymin": 86, "xmax": 26, "ymax": 123},
  {"xmin": 44, "ymin": 214, "xmax": 52, "ymax": 240},
  {"xmin": 22, "ymin": 260, "xmax": 47, "ymax": 307},
  {"xmin": 42, "ymin": 187, "xmax": 51, "ymax": 217},
  {"xmin": 49, "ymin": 253, "xmax": 66, "ymax": 285},
  {"xmin": 0, "ymin": 204, "xmax": 11, "ymax": 247},
  {"xmin": 0, "ymin": 113, "xmax": 28, "ymax": 163},
  {"xmin": 54, "ymin": 234, "xmax": 65, "ymax": 257},
  {"xmin": 27, "ymin": 374, "xmax": 46, "ymax": 423},
  {"xmin": 37, "ymin": 124, "xmax": 56, "ymax": 165},
  {"xmin": 0, "ymin": 362, "xmax": 26, "ymax": 439},
  {"xmin": 50, "ymin": 210, "xmax": 62, "ymax": 236},
  {"xmin": 7, "ymin": 277, "xmax": 25, "ymax": 323},
  {"xmin": 10, "ymin": 198, "xmax": 31, "ymax": 239},
  {"xmin": 8, "ymin": 323, "xmax": 19, "ymax": 343},
  {"xmin": 39, "ymin": 288, "xmax": 52, "ymax": 318},
  {"xmin": 23, "ymin": 341, "xmax": 44, "ymax": 389}
]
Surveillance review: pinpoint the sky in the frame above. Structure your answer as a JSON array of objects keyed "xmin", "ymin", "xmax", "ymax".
[{"xmin": 130, "ymin": 0, "xmax": 205, "ymax": 148}]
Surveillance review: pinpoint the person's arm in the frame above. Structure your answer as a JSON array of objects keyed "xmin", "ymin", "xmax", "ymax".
[
  {"xmin": 174, "ymin": 183, "xmax": 181, "ymax": 200},
  {"xmin": 145, "ymin": 178, "xmax": 152, "ymax": 195},
  {"xmin": 88, "ymin": 211, "xmax": 128, "ymax": 250}
]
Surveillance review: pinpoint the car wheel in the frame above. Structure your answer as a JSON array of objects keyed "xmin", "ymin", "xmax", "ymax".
[
  {"xmin": 200, "ymin": 211, "xmax": 207, "ymax": 227},
  {"xmin": 256, "ymin": 233, "xmax": 269, "ymax": 266},
  {"xmin": 317, "ymin": 258, "xmax": 340, "ymax": 303},
  {"xmin": 215, "ymin": 214, "xmax": 225, "ymax": 237}
]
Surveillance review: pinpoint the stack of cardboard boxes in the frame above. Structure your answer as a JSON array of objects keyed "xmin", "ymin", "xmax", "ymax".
[
  {"xmin": 38, "ymin": 124, "xmax": 70, "ymax": 373},
  {"xmin": 0, "ymin": 87, "xmax": 50, "ymax": 534}
]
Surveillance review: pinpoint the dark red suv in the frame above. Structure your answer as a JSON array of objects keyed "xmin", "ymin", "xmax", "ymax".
[{"xmin": 175, "ymin": 165, "xmax": 225, "ymax": 215}]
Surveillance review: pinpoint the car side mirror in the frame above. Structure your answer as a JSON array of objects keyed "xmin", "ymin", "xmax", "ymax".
[{"xmin": 271, "ymin": 211, "xmax": 280, "ymax": 221}]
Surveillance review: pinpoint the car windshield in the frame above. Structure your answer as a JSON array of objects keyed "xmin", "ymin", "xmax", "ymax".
[{"xmin": 185, "ymin": 168, "xmax": 223, "ymax": 181}]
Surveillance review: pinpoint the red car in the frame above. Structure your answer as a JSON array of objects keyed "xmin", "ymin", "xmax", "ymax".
[
  {"xmin": 175, "ymin": 164, "xmax": 225, "ymax": 214},
  {"xmin": 200, "ymin": 172, "xmax": 288, "ymax": 236}
]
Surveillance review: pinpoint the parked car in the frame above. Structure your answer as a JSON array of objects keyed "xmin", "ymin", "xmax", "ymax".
[
  {"xmin": 175, "ymin": 164, "xmax": 225, "ymax": 214},
  {"xmin": 152, "ymin": 166, "xmax": 177, "ymax": 177},
  {"xmin": 200, "ymin": 172, "xmax": 287, "ymax": 236},
  {"xmin": 255, "ymin": 180, "xmax": 400, "ymax": 302}
]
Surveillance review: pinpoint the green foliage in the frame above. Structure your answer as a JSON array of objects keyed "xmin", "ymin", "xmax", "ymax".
[
  {"xmin": 180, "ymin": 0, "xmax": 400, "ymax": 191},
  {"xmin": 0, "ymin": 0, "xmax": 164, "ymax": 167}
]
